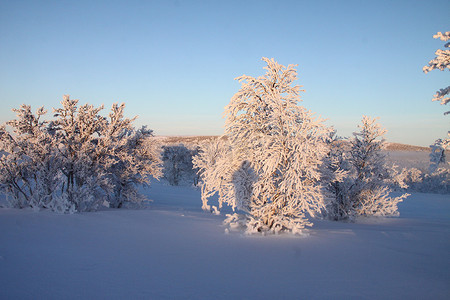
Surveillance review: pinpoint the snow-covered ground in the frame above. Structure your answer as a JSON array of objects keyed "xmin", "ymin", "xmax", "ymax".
[
  {"xmin": 1, "ymin": 183, "xmax": 449, "ymax": 299},
  {"xmin": 385, "ymin": 150, "xmax": 431, "ymax": 170},
  {"xmin": 0, "ymin": 151, "xmax": 449, "ymax": 299}
]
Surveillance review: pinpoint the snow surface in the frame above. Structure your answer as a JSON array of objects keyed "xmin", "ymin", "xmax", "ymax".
[
  {"xmin": 384, "ymin": 150, "xmax": 432, "ymax": 170},
  {"xmin": 1, "ymin": 179, "xmax": 449, "ymax": 299}
]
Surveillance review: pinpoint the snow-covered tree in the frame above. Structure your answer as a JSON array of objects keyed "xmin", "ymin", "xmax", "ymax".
[
  {"xmin": 194, "ymin": 58, "xmax": 332, "ymax": 234},
  {"xmin": 326, "ymin": 116, "xmax": 409, "ymax": 220},
  {"xmin": 320, "ymin": 132, "xmax": 351, "ymax": 219},
  {"xmin": 162, "ymin": 144, "xmax": 197, "ymax": 186},
  {"xmin": 191, "ymin": 146, "xmax": 201, "ymax": 187},
  {"xmin": 423, "ymin": 31, "xmax": 450, "ymax": 108},
  {"xmin": 0, "ymin": 105, "xmax": 69, "ymax": 211},
  {"xmin": 104, "ymin": 124, "xmax": 162, "ymax": 208},
  {"xmin": 50, "ymin": 96, "xmax": 110, "ymax": 211},
  {"xmin": 429, "ymin": 138, "xmax": 447, "ymax": 173},
  {"xmin": 192, "ymin": 137, "xmax": 235, "ymax": 213},
  {"xmin": 399, "ymin": 167, "xmax": 449, "ymax": 194},
  {"xmin": 0, "ymin": 95, "xmax": 162, "ymax": 212},
  {"xmin": 423, "ymin": 31, "xmax": 450, "ymax": 171}
]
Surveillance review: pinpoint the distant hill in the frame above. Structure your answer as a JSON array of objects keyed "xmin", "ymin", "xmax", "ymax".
[
  {"xmin": 156, "ymin": 136, "xmax": 217, "ymax": 145},
  {"xmin": 157, "ymin": 136, "xmax": 430, "ymax": 152},
  {"xmin": 385, "ymin": 143, "xmax": 429, "ymax": 152}
]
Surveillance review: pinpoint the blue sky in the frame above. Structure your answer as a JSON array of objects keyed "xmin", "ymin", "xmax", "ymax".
[{"xmin": 0, "ymin": 0, "xmax": 449, "ymax": 146}]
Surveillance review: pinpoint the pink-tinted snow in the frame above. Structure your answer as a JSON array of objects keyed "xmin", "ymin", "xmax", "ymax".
[{"xmin": 0, "ymin": 181, "xmax": 449, "ymax": 299}]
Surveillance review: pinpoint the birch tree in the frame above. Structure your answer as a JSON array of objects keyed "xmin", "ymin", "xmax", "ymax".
[
  {"xmin": 195, "ymin": 58, "xmax": 332, "ymax": 234},
  {"xmin": 0, "ymin": 96, "xmax": 161, "ymax": 212},
  {"xmin": 423, "ymin": 31, "xmax": 450, "ymax": 171}
]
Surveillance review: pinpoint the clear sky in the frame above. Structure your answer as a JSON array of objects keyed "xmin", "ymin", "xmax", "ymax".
[{"xmin": 0, "ymin": 0, "xmax": 449, "ymax": 146}]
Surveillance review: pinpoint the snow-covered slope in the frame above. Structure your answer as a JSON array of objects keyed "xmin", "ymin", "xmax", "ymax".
[{"xmin": 0, "ymin": 181, "xmax": 449, "ymax": 299}]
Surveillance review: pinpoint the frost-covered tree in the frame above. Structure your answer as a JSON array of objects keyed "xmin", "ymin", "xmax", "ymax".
[
  {"xmin": 320, "ymin": 132, "xmax": 351, "ymax": 219},
  {"xmin": 191, "ymin": 146, "xmax": 201, "ymax": 187},
  {"xmin": 162, "ymin": 144, "xmax": 197, "ymax": 186},
  {"xmin": 423, "ymin": 31, "xmax": 450, "ymax": 171},
  {"xmin": 0, "ymin": 95, "xmax": 162, "ymax": 212},
  {"xmin": 50, "ymin": 96, "xmax": 111, "ymax": 211},
  {"xmin": 400, "ymin": 167, "xmax": 449, "ymax": 194},
  {"xmin": 104, "ymin": 124, "xmax": 162, "ymax": 208},
  {"xmin": 194, "ymin": 58, "xmax": 332, "ymax": 234},
  {"xmin": 429, "ymin": 138, "xmax": 447, "ymax": 173},
  {"xmin": 0, "ymin": 105, "xmax": 69, "ymax": 211},
  {"xmin": 193, "ymin": 137, "xmax": 238, "ymax": 213},
  {"xmin": 423, "ymin": 31, "xmax": 450, "ymax": 109},
  {"xmin": 326, "ymin": 116, "xmax": 409, "ymax": 220}
]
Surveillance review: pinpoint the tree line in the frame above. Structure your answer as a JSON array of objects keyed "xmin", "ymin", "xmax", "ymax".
[{"xmin": 1, "ymin": 36, "xmax": 448, "ymax": 234}]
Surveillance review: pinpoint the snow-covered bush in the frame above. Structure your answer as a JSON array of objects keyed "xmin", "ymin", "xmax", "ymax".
[
  {"xmin": 429, "ymin": 139, "xmax": 448, "ymax": 173},
  {"xmin": 104, "ymin": 124, "xmax": 162, "ymax": 208},
  {"xmin": 421, "ymin": 168, "xmax": 450, "ymax": 193},
  {"xmin": 194, "ymin": 58, "xmax": 332, "ymax": 234},
  {"xmin": 162, "ymin": 144, "xmax": 198, "ymax": 186},
  {"xmin": 325, "ymin": 116, "xmax": 409, "ymax": 220},
  {"xmin": 0, "ymin": 95, "xmax": 162, "ymax": 212},
  {"xmin": 398, "ymin": 167, "xmax": 450, "ymax": 194},
  {"xmin": 0, "ymin": 105, "xmax": 69, "ymax": 211},
  {"xmin": 320, "ymin": 133, "xmax": 352, "ymax": 219}
]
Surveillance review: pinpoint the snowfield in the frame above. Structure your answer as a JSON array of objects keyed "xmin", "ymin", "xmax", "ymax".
[{"xmin": 0, "ymin": 180, "xmax": 449, "ymax": 299}]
